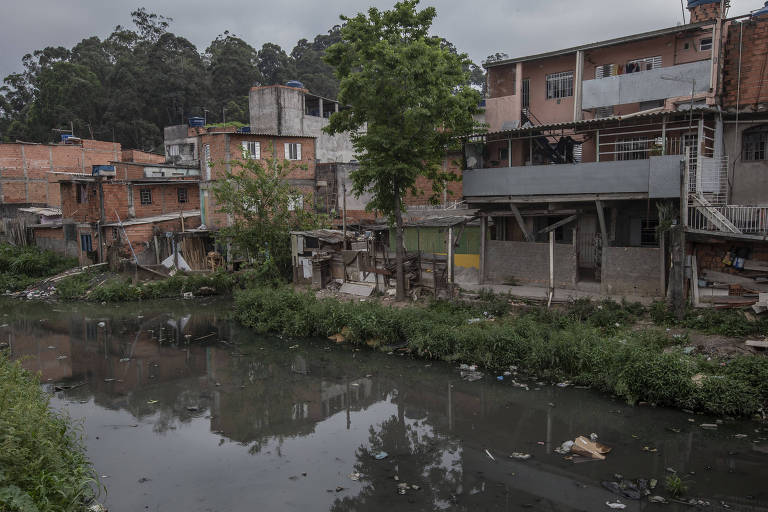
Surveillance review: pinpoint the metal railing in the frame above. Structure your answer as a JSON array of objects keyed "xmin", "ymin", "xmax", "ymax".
[{"xmin": 688, "ymin": 205, "xmax": 768, "ymax": 234}]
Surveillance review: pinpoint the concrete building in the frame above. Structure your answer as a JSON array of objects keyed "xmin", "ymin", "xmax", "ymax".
[{"xmin": 465, "ymin": 0, "xmax": 768, "ymax": 299}]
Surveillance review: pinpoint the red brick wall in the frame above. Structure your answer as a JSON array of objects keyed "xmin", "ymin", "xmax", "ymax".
[
  {"xmin": 0, "ymin": 140, "xmax": 120, "ymax": 206},
  {"xmin": 722, "ymin": 17, "xmax": 768, "ymax": 109},
  {"xmin": 689, "ymin": 3, "xmax": 722, "ymax": 23},
  {"xmin": 121, "ymin": 150, "xmax": 165, "ymax": 164},
  {"xmin": 403, "ymin": 152, "xmax": 463, "ymax": 207},
  {"xmin": 693, "ymin": 241, "xmax": 768, "ymax": 273},
  {"xmin": 60, "ymin": 181, "xmax": 100, "ymax": 222}
]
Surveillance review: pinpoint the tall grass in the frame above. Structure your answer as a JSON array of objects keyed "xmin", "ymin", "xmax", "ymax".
[
  {"xmin": 0, "ymin": 354, "xmax": 99, "ymax": 511},
  {"xmin": 233, "ymin": 287, "xmax": 768, "ymax": 417},
  {"xmin": 0, "ymin": 244, "xmax": 77, "ymax": 292}
]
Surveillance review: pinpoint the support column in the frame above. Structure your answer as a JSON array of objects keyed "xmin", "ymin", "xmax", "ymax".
[
  {"xmin": 547, "ymin": 231, "xmax": 555, "ymax": 307},
  {"xmin": 596, "ymin": 129, "xmax": 600, "ymax": 162},
  {"xmin": 479, "ymin": 215, "xmax": 487, "ymax": 285},
  {"xmin": 573, "ymin": 50, "xmax": 584, "ymax": 122},
  {"xmin": 595, "ymin": 199, "xmax": 608, "ymax": 244},
  {"xmin": 447, "ymin": 226, "xmax": 454, "ymax": 286},
  {"xmin": 510, "ymin": 203, "xmax": 533, "ymax": 242}
]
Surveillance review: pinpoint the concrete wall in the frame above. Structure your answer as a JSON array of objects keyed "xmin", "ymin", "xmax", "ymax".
[
  {"xmin": 724, "ymin": 119, "xmax": 768, "ymax": 205},
  {"xmin": 249, "ymin": 85, "xmax": 357, "ymax": 163},
  {"xmin": 601, "ymin": 246, "xmax": 662, "ymax": 297},
  {"xmin": 583, "ymin": 60, "xmax": 711, "ymax": 109},
  {"xmin": 486, "ymin": 240, "xmax": 577, "ymax": 288},
  {"xmin": 463, "ymin": 155, "xmax": 681, "ymax": 198}
]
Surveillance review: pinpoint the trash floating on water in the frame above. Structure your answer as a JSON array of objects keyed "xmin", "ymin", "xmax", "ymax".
[
  {"xmin": 374, "ymin": 451, "xmax": 388, "ymax": 460},
  {"xmin": 605, "ymin": 501, "xmax": 626, "ymax": 509},
  {"xmin": 602, "ymin": 477, "xmax": 651, "ymax": 500},
  {"xmin": 147, "ymin": 400, "xmax": 158, "ymax": 404},
  {"xmin": 648, "ymin": 495, "xmax": 667, "ymax": 503},
  {"xmin": 485, "ymin": 449, "xmax": 496, "ymax": 461},
  {"xmin": 349, "ymin": 472, "xmax": 361, "ymax": 481},
  {"xmin": 556, "ymin": 436, "xmax": 611, "ymax": 461},
  {"xmin": 700, "ymin": 423, "xmax": 718, "ymax": 429},
  {"xmin": 509, "ymin": 452, "xmax": 531, "ymax": 460}
]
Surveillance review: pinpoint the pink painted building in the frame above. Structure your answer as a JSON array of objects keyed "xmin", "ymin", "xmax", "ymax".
[{"xmin": 466, "ymin": 0, "xmax": 768, "ymax": 298}]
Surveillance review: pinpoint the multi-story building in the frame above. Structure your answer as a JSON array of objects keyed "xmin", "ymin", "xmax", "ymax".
[{"xmin": 462, "ymin": 0, "xmax": 768, "ymax": 298}]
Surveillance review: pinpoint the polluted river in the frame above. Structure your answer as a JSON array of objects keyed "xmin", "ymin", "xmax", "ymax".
[{"xmin": 2, "ymin": 298, "xmax": 767, "ymax": 512}]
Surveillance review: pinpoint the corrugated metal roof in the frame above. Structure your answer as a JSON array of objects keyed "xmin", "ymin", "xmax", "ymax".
[
  {"xmin": 290, "ymin": 229, "xmax": 349, "ymax": 243},
  {"xmin": 18, "ymin": 207, "xmax": 62, "ymax": 216},
  {"xmin": 482, "ymin": 106, "xmax": 717, "ymax": 138},
  {"xmin": 102, "ymin": 210, "xmax": 200, "ymax": 227}
]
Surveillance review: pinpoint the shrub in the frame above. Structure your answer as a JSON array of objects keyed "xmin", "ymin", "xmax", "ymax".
[{"xmin": 0, "ymin": 354, "xmax": 99, "ymax": 511}]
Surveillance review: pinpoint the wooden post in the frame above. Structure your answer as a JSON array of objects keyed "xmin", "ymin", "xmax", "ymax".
[
  {"xmin": 153, "ymin": 235, "xmax": 160, "ymax": 265},
  {"xmin": 447, "ymin": 226, "xmax": 454, "ymax": 286},
  {"xmin": 595, "ymin": 199, "xmax": 608, "ymax": 244},
  {"xmin": 479, "ymin": 215, "xmax": 487, "ymax": 285},
  {"xmin": 510, "ymin": 203, "xmax": 533, "ymax": 242},
  {"xmin": 547, "ymin": 230, "xmax": 555, "ymax": 307}
]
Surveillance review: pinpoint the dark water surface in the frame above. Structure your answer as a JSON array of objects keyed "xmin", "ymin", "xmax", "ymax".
[{"xmin": 2, "ymin": 298, "xmax": 767, "ymax": 512}]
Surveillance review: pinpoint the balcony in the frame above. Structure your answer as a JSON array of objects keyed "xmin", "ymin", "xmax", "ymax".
[
  {"xmin": 582, "ymin": 60, "xmax": 711, "ymax": 109},
  {"xmin": 462, "ymin": 155, "xmax": 682, "ymax": 200}
]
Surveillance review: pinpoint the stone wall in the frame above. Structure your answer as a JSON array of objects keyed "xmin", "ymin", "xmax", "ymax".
[
  {"xmin": 485, "ymin": 240, "xmax": 577, "ymax": 288},
  {"xmin": 601, "ymin": 246, "xmax": 662, "ymax": 297}
]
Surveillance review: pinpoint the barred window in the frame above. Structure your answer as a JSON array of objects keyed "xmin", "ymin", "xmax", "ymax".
[
  {"xmin": 546, "ymin": 71, "xmax": 573, "ymax": 99},
  {"xmin": 616, "ymin": 137, "xmax": 650, "ymax": 161},
  {"xmin": 241, "ymin": 141, "xmax": 260, "ymax": 159},
  {"xmin": 140, "ymin": 188, "xmax": 152, "ymax": 205},
  {"xmin": 595, "ymin": 64, "xmax": 617, "ymax": 79},
  {"xmin": 177, "ymin": 188, "xmax": 188, "ymax": 203},
  {"xmin": 743, "ymin": 126, "xmax": 767, "ymax": 161}
]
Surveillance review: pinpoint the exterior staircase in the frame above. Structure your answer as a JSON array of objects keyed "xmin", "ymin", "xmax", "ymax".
[{"xmin": 689, "ymin": 194, "xmax": 742, "ymax": 234}]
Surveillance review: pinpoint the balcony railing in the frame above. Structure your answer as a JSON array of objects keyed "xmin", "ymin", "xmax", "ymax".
[{"xmin": 688, "ymin": 205, "xmax": 768, "ymax": 234}]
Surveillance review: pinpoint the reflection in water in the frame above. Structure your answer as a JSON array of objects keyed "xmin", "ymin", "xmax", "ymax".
[{"xmin": 3, "ymin": 298, "xmax": 768, "ymax": 512}]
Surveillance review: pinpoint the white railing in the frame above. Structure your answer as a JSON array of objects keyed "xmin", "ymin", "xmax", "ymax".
[
  {"xmin": 688, "ymin": 205, "xmax": 768, "ymax": 234},
  {"xmin": 407, "ymin": 201, "xmax": 469, "ymax": 211}
]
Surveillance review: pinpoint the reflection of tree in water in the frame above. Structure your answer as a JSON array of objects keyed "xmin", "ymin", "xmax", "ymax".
[{"xmin": 331, "ymin": 396, "xmax": 462, "ymax": 512}]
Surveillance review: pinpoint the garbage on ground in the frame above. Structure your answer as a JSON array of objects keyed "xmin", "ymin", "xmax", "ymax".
[
  {"xmin": 556, "ymin": 435, "xmax": 612, "ymax": 461},
  {"xmin": 374, "ymin": 451, "xmax": 388, "ymax": 460},
  {"xmin": 648, "ymin": 495, "xmax": 667, "ymax": 503},
  {"xmin": 349, "ymin": 472, "xmax": 361, "ymax": 481},
  {"xmin": 602, "ymin": 477, "xmax": 652, "ymax": 500},
  {"xmin": 605, "ymin": 501, "xmax": 626, "ymax": 509},
  {"xmin": 556, "ymin": 381, "xmax": 572, "ymax": 388},
  {"xmin": 509, "ymin": 452, "xmax": 531, "ymax": 460}
]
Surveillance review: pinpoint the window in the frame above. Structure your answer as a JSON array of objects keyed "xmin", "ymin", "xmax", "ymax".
[
  {"xmin": 168, "ymin": 144, "xmax": 180, "ymax": 157},
  {"xmin": 595, "ymin": 64, "xmax": 617, "ymax": 79},
  {"xmin": 285, "ymin": 143, "xmax": 302, "ymax": 160},
  {"xmin": 616, "ymin": 137, "xmax": 650, "ymax": 161},
  {"xmin": 626, "ymin": 56, "xmax": 661, "ymax": 74},
  {"xmin": 640, "ymin": 219, "xmax": 659, "ymax": 247},
  {"xmin": 639, "ymin": 99, "xmax": 665, "ymax": 111},
  {"xmin": 287, "ymin": 195, "xmax": 304, "ymax": 211},
  {"xmin": 743, "ymin": 126, "xmax": 768, "ymax": 161},
  {"xmin": 140, "ymin": 188, "xmax": 152, "ymax": 205},
  {"xmin": 498, "ymin": 146, "xmax": 509, "ymax": 163},
  {"xmin": 521, "ymin": 78, "xmax": 530, "ymax": 109},
  {"xmin": 546, "ymin": 71, "xmax": 573, "ymax": 99},
  {"xmin": 177, "ymin": 188, "xmax": 188, "ymax": 203},
  {"xmin": 595, "ymin": 106, "xmax": 614, "ymax": 119},
  {"xmin": 80, "ymin": 233, "xmax": 92, "ymax": 253},
  {"xmin": 76, "ymin": 184, "xmax": 87, "ymax": 204},
  {"xmin": 112, "ymin": 227, "xmax": 119, "ymax": 240},
  {"xmin": 241, "ymin": 141, "xmax": 260, "ymax": 159},
  {"xmin": 699, "ymin": 38, "xmax": 712, "ymax": 51}
]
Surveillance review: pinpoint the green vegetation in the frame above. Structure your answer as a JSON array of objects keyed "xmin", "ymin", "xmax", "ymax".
[
  {"xmin": 55, "ymin": 271, "xmax": 240, "ymax": 302},
  {"xmin": 665, "ymin": 474, "xmax": 688, "ymax": 498},
  {"xmin": 650, "ymin": 301, "xmax": 768, "ymax": 337},
  {"xmin": 0, "ymin": 244, "xmax": 77, "ymax": 292},
  {"xmin": 212, "ymin": 156, "xmax": 329, "ymax": 279},
  {"xmin": 233, "ymin": 287, "xmax": 768, "ymax": 416},
  {"xmin": 0, "ymin": 354, "xmax": 99, "ymax": 511},
  {"xmin": 324, "ymin": 0, "xmax": 482, "ymax": 299}
]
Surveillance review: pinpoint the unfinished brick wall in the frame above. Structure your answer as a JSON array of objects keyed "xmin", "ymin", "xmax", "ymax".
[
  {"xmin": 692, "ymin": 240, "xmax": 768, "ymax": 273},
  {"xmin": 722, "ymin": 16, "xmax": 768, "ymax": 110},
  {"xmin": 0, "ymin": 140, "xmax": 121, "ymax": 207},
  {"xmin": 404, "ymin": 152, "xmax": 464, "ymax": 207},
  {"xmin": 121, "ymin": 150, "xmax": 165, "ymax": 164},
  {"xmin": 689, "ymin": 2, "xmax": 722, "ymax": 22}
]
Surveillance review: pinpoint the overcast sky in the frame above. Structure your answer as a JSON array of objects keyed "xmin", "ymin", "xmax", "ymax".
[{"xmin": 1, "ymin": 0, "xmax": 765, "ymax": 80}]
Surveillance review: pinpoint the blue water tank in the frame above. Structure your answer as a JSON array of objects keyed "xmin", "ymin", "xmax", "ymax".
[
  {"xmin": 687, "ymin": 0, "xmax": 720, "ymax": 6},
  {"xmin": 61, "ymin": 134, "xmax": 74, "ymax": 143},
  {"xmin": 237, "ymin": 126, "xmax": 251, "ymax": 133},
  {"xmin": 285, "ymin": 80, "xmax": 304, "ymax": 89},
  {"xmin": 188, "ymin": 117, "xmax": 205, "ymax": 127},
  {"xmin": 753, "ymin": 1, "xmax": 768, "ymax": 18}
]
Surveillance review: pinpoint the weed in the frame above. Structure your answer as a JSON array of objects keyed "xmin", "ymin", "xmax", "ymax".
[
  {"xmin": 0, "ymin": 354, "xmax": 100, "ymax": 511},
  {"xmin": 665, "ymin": 474, "xmax": 688, "ymax": 497},
  {"xmin": 0, "ymin": 243, "xmax": 77, "ymax": 292}
]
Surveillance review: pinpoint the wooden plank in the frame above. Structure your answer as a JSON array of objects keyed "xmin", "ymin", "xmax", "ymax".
[
  {"xmin": 743, "ymin": 259, "xmax": 768, "ymax": 272},
  {"xmin": 537, "ymin": 215, "xmax": 578, "ymax": 235},
  {"xmin": 745, "ymin": 339, "xmax": 768, "ymax": 348},
  {"xmin": 510, "ymin": 204, "xmax": 534, "ymax": 242},
  {"xmin": 595, "ymin": 199, "xmax": 608, "ymax": 243},
  {"xmin": 701, "ymin": 269, "xmax": 768, "ymax": 291}
]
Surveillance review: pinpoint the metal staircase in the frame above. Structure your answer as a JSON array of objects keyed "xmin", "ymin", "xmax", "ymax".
[{"xmin": 689, "ymin": 194, "xmax": 742, "ymax": 234}]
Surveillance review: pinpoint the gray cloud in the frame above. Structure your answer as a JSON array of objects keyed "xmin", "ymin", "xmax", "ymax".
[{"xmin": 1, "ymin": 0, "xmax": 764, "ymax": 81}]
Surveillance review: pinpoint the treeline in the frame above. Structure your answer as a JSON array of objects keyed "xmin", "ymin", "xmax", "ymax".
[{"xmin": 0, "ymin": 8, "xmax": 485, "ymax": 153}]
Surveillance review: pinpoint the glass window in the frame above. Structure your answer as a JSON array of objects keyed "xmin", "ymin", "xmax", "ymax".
[
  {"xmin": 699, "ymin": 38, "xmax": 712, "ymax": 51},
  {"xmin": 177, "ymin": 188, "xmax": 188, "ymax": 203},
  {"xmin": 626, "ymin": 56, "xmax": 661, "ymax": 74},
  {"xmin": 743, "ymin": 126, "xmax": 767, "ymax": 161},
  {"xmin": 546, "ymin": 71, "xmax": 573, "ymax": 99},
  {"xmin": 80, "ymin": 233, "xmax": 92, "ymax": 252},
  {"xmin": 140, "ymin": 188, "xmax": 152, "ymax": 205}
]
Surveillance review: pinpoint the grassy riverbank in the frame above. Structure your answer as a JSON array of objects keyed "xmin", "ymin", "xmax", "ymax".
[
  {"xmin": 0, "ymin": 244, "xmax": 77, "ymax": 292},
  {"xmin": 0, "ymin": 354, "xmax": 98, "ymax": 511},
  {"xmin": 233, "ymin": 286, "xmax": 768, "ymax": 417}
]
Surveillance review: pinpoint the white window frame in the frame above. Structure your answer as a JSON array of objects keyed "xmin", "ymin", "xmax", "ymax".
[
  {"xmin": 241, "ymin": 141, "xmax": 261, "ymax": 159},
  {"xmin": 699, "ymin": 38, "xmax": 713, "ymax": 51},
  {"xmin": 594, "ymin": 64, "xmax": 617, "ymax": 79},
  {"xmin": 545, "ymin": 71, "xmax": 573, "ymax": 99},
  {"xmin": 285, "ymin": 142, "xmax": 301, "ymax": 161},
  {"xmin": 287, "ymin": 194, "xmax": 304, "ymax": 211},
  {"xmin": 626, "ymin": 56, "xmax": 662, "ymax": 74}
]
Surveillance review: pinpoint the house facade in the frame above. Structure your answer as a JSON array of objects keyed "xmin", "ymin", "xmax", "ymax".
[{"xmin": 464, "ymin": 0, "xmax": 768, "ymax": 298}]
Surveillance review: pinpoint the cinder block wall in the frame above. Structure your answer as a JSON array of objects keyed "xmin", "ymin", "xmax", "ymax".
[
  {"xmin": 601, "ymin": 246, "xmax": 662, "ymax": 297},
  {"xmin": 486, "ymin": 240, "xmax": 577, "ymax": 288}
]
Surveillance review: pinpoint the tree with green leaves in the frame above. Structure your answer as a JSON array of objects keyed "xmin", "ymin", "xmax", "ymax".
[
  {"xmin": 324, "ymin": 0, "xmax": 481, "ymax": 300},
  {"xmin": 212, "ymin": 153, "xmax": 328, "ymax": 278}
]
